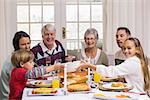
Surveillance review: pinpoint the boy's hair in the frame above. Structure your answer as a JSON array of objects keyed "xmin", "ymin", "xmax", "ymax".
[
  {"xmin": 13, "ymin": 31, "xmax": 31, "ymax": 51},
  {"xmin": 117, "ymin": 27, "xmax": 131, "ymax": 36},
  {"xmin": 126, "ymin": 37, "xmax": 150, "ymax": 91},
  {"xmin": 11, "ymin": 50, "xmax": 34, "ymax": 68}
]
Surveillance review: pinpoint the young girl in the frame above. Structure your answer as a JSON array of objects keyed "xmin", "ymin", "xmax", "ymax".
[
  {"xmin": 9, "ymin": 50, "xmax": 64, "ymax": 99},
  {"xmin": 77, "ymin": 37, "xmax": 150, "ymax": 93}
]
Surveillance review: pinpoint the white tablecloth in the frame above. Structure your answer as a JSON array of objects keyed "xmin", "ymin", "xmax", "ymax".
[{"xmin": 22, "ymin": 88, "xmax": 150, "ymax": 100}]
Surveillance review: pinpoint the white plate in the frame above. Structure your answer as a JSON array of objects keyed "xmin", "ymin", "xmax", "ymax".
[
  {"xmin": 29, "ymin": 80, "xmax": 52, "ymax": 87},
  {"xmin": 93, "ymin": 92, "xmax": 139, "ymax": 100},
  {"xmin": 102, "ymin": 82, "xmax": 133, "ymax": 90},
  {"xmin": 68, "ymin": 89, "xmax": 92, "ymax": 94},
  {"xmin": 101, "ymin": 77, "xmax": 119, "ymax": 82},
  {"xmin": 28, "ymin": 88, "xmax": 65, "ymax": 96},
  {"xmin": 28, "ymin": 91, "xmax": 57, "ymax": 96}
]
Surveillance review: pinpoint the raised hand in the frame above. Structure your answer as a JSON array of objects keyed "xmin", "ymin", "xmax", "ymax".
[
  {"xmin": 65, "ymin": 55, "xmax": 76, "ymax": 62},
  {"xmin": 76, "ymin": 63, "xmax": 96, "ymax": 71},
  {"xmin": 46, "ymin": 64, "xmax": 64, "ymax": 72},
  {"xmin": 53, "ymin": 64, "xmax": 64, "ymax": 71}
]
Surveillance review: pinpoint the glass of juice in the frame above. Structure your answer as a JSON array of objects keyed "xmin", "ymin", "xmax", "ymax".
[
  {"xmin": 52, "ymin": 79, "xmax": 60, "ymax": 88},
  {"xmin": 93, "ymin": 72, "xmax": 101, "ymax": 83}
]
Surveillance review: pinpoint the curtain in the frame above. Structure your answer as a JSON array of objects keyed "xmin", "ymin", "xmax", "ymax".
[
  {"xmin": 103, "ymin": 0, "xmax": 150, "ymax": 58},
  {"xmin": 0, "ymin": 0, "xmax": 17, "ymax": 72}
]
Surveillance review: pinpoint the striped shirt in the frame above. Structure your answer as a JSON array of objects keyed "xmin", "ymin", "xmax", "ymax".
[
  {"xmin": 31, "ymin": 40, "xmax": 66, "ymax": 66},
  {"xmin": 25, "ymin": 66, "xmax": 47, "ymax": 79}
]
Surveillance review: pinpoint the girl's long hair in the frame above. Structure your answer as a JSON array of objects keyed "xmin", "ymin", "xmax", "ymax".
[{"xmin": 128, "ymin": 37, "xmax": 150, "ymax": 91}]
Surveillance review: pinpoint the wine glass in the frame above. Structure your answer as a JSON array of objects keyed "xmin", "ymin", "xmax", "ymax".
[
  {"xmin": 54, "ymin": 59, "xmax": 62, "ymax": 74},
  {"xmin": 46, "ymin": 56, "xmax": 51, "ymax": 67},
  {"xmin": 54, "ymin": 59, "xmax": 62, "ymax": 64}
]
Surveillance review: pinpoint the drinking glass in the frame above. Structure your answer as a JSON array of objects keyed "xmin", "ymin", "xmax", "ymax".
[
  {"xmin": 54, "ymin": 59, "xmax": 62, "ymax": 64},
  {"xmin": 46, "ymin": 56, "xmax": 51, "ymax": 67},
  {"xmin": 93, "ymin": 72, "xmax": 101, "ymax": 83},
  {"xmin": 52, "ymin": 79, "xmax": 60, "ymax": 88}
]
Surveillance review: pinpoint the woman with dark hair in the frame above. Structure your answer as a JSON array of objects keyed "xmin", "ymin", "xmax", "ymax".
[
  {"xmin": 13, "ymin": 31, "xmax": 31, "ymax": 51},
  {"xmin": 0, "ymin": 31, "xmax": 64, "ymax": 99},
  {"xmin": 0, "ymin": 31, "xmax": 31, "ymax": 99}
]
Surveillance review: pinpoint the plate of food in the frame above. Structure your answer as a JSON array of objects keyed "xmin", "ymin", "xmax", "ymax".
[
  {"xmin": 28, "ymin": 88, "xmax": 58, "ymax": 96},
  {"xmin": 101, "ymin": 76, "xmax": 120, "ymax": 82},
  {"xmin": 93, "ymin": 92, "xmax": 139, "ymax": 100},
  {"xmin": 27, "ymin": 80, "xmax": 52, "ymax": 88},
  {"xmin": 67, "ymin": 76, "xmax": 88, "ymax": 85},
  {"xmin": 67, "ymin": 83, "xmax": 91, "ymax": 93},
  {"xmin": 102, "ymin": 82, "xmax": 133, "ymax": 91},
  {"xmin": 58, "ymin": 71, "xmax": 87, "ymax": 79}
]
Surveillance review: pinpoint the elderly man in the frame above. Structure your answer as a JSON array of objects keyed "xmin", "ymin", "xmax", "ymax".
[
  {"xmin": 115, "ymin": 27, "xmax": 131, "ymax": 65},
  {"xmin": 31, "ymin": 24, "xmax": 66, "ymax": 66}
]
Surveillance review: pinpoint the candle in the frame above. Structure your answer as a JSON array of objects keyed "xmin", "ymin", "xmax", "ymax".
[
  {"xmin": 64, "ymin": 64, "xmax": 67, "ymax": 89},
  {"xmin": 88, "ymin": 68, "xmax": 91, "ymax": 84}
]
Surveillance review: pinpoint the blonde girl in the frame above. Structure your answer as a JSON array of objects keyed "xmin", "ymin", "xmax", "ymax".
[
  {"xmin": 77, "ymin": 37, "xmax": 150, "ymax": 93},
  {"xmin": 125, "ymin": 38, "xmax": 150, "ymax": 92}
]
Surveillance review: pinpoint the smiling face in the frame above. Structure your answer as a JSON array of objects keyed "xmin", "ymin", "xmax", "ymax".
[
  {"xmin": 42, "ymin": 30, "xmax": 56, "ymax": 48},
  {"xmin": 116, "ymin": 30, "xmax": 130, "ymax": 48},
  {"xmin": 85, "ymin": 34, "xmax": 97, "ymax": 48},
  {"xmin": 42, "ymin": 24, "xmax": 56, "ymax": 48},
  {"xmin": 123, "ymin": 40, "xmax": 137, "ymax": 58}
]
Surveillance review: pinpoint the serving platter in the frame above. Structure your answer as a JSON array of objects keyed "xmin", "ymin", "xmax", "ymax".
[
  {"xmin": 93, "ymin": 92, "xmax": 139, "ymax": 100},
  {"xmin": 27, "ymin": 80, "xmax": 52, "ymax": 88},
  {"xmin": 101, "ymin": 82, "xmax": 133, "ymax": 91},
  {"xmin": 28, "ymin": 88, "xmax": 65, "ymax": 96},
  {"xmin": 101, "ymin": 76, "xmax": 120, "ymax": 82}
]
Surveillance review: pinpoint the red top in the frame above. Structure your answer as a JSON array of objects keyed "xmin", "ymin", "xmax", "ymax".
[{"xmin": 9, "ymin": 67, "xmax": 28, "ymax": 100}]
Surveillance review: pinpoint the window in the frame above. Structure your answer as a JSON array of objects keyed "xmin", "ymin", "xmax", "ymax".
[
  {"xmin": 17, "ymin": 0, "xmax": 103, "ymax": 50},
  {"xmin": 17, "ymin": 0, "xmax": 55, "ymax": 47},
  {"xmin": 65, "ymin": 0, "xmax": 103, "ymax": 50}
]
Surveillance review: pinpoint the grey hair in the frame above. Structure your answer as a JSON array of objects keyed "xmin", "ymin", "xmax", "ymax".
[
  {"xmin": 41, "ymin": 24, "xmax": 56, "ymax": 35},
  {"xmin": 84, "ymin": 28, "xmax": 99, "ymax": 40}
]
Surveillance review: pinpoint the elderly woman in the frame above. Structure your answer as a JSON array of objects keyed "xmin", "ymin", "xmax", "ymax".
[
  {"xmin": 79, "ymin": 28, "xmax": 108, "ymax": 66},
  {"xmin": 31, "ymin": 24, "xmax": 66, "ymax": 66}
]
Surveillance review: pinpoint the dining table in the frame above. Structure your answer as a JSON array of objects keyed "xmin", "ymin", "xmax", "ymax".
[
  {"xmin": 22, "ymin": 62, "xmax": 150, "ymax": 100},
  {"xmin": 22, "ymin": 88, "xmax": 149, "ymax": 100}
]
